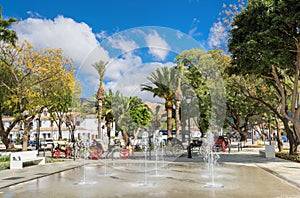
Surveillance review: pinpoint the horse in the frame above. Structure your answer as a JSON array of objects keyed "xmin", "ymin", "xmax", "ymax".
[{"xmin": 67, "ymin": 140, "xmax": 86, "ymax": 159}]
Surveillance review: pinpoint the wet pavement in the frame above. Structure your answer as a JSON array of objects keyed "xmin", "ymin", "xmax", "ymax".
[{"xmin": 0, "ymin": 147, "xmax": 300, "ymax": 198}]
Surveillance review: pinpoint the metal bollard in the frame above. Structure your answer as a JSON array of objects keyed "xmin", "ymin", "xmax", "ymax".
[{"xmin": 187, "ymin": 144, "xmax": 192, "ymax": 158}]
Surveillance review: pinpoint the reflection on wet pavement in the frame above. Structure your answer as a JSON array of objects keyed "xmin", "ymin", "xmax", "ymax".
[{"xmin": 1, "ymin": 161, "xmax": 300, "ymax": 198}]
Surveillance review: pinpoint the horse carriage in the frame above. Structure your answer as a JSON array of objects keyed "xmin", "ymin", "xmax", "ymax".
[
  {"xmin": 51, "ymin": 140, "xmax": 85, "ymax": 159},
  {"xmin": 164, "ymin": 137, "xmax": 185, "ymax": 157},
  {"xmin": 187, "ymin": 136, "xmax": 230, "ymax": 158},
  {"xmin": 214, "ymin": 136, "xmax": 229, "ymax": 152},
  {"xmin": 51, "ymin": 141, "xmax": 71, "ymax": 159},
  {"xmin": 89, "ymin": 139, "xmax": 130, "ymax": 160}
]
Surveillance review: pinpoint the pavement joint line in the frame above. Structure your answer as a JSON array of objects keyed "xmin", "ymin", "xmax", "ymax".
[{"xmin": 256, "ymin": 163, "xmax": 300, "ymax": 189}]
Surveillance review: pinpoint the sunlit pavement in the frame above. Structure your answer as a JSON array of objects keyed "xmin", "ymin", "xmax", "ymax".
[{"xmin": 1, "ymin": 146, "xmax": 300, "ymax": 197}]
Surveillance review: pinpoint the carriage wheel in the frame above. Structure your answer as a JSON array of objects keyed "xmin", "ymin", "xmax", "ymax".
[
  {"xmin": 172, "ymin": 144, "xmax": 184, "ymax": 157},
  {"xmin": 119, "ymin": 148, "xmax": 130, "ymax": 160},
  {"xmin": 164, "ymin": 145, "xmax": 173, "ymax": 157}
]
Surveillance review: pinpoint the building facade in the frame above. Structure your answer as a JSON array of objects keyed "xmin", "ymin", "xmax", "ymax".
[{"xmin": 3, "ymin": 111, "xmax": 115, "ymax": 143}]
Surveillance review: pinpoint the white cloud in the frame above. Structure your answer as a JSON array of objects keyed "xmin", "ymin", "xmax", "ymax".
[
  {"xmin": 145, "ymin": 31, "xmax": 170, "ymax": 61},
  {"xmin": 106, "ymin": 53, "xmax": 142, "ymax": 81},
  {"xmin": 207, "ymin": 21, "xmax": 227, "ymax": 49},
  {"xmin": 26, "ymin": 11, "xmax": 43, "ymax": 18},
  {"xmin": 188, "ymin": 18, "xmax": 202, "ymax": 38},
  {"xmin": 11, "ymin": 15, "xmax": 112, "ymax": 97},
  {"xmin": 95, "ymin": 30, "xmax": 108, "ymax": 40},
  {"xmin": 108, "ymin": 61, "xmax": 173, "ymax": 103},
  {"xmin": 107, "ymin": 35, "xmax": 139, "ymax": 54},
  {"xmin": 11, "ymin": 19, "xmax": 180, "ymax": 99},
  {"xmin": 11, "ymin": 15, "xmax": 106, "ymax": 67}
]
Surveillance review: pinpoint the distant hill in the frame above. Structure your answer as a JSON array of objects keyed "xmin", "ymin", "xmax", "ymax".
[{"xmin": 144, "ymin": 101, "xmax": 166, "ymax": 118}]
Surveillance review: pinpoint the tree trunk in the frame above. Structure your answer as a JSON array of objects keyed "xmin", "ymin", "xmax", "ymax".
[
  {"xmin": 98, "ymin": 100, "xmax": 103, "ymax": 139},
  {"xmin": 275, "ymin": 118, "xmax": 283, "ymax": 152},
  {"xmin": 166, "ymin": 107, "xmax": 173, "ymax": 139},
  {"xmin": 22, "ymin": 121, "xmax": 31, "ymax": 151},
  {"xmin": 1, "ymin": 116, "xmax": 21, "ymax": 149},
  {"xmin": 165, "ymin": 100, "xmax": 173, "ymax": 139},
  {"xmin": 58, "ymin": 122, "xmax": 62, "ymax": 140},
  {"xmin": 290, "ymin": 43, "xmax": 300, "ymax": 153},
  {"xmin": 282, "ymin": 117, "xmax": 297, "ymax": 154},
  {"xmin": 292, "ymin": 120, "xmax": 300, "ymax": 152},
  {"xmin": 106, "ymin": 121, "xmax": 111, "ymax": 144},
  {"xmin": 175, "ymin": 100, "xmax": 181, "ymax": 139},
  {"xmin": 122, "ymin": 130, "xmax": 129, "ymax": 147},
  {"xmin": 181, "ymin": 112, "xmax": 186, "ymax": 142}
]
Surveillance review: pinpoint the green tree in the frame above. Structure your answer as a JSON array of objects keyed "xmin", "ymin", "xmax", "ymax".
[
  {"xmin": 228, "ymin": 0, "xmax": 300, "ymax": 153},
  {"xmin": 40, "ymin": 50, "xmax": 77, "ymax": 141},
  {"xmin": 0, "ymin": 41, "xmax": 74, "ymax": 149},
  {"xmin": 92, "ymin": 60, "xmax": 107, "ymax": 139},
  {"xmin": 141, "ymin": 66, "xmax": 177, "ymax": 139},
  {"xmin": 102, "ymin": 90, "xmax": 114, "ymax": 142},
  {"xmin": 0, "ymin": 6, "xmax": 18, "ymax": 148},
  {"xmin": 209, "ymin": 49, "xmax": 268, "ymax": 141},
  {"xmin": 0, "ymin": 7, "xmax": 17, "ymax": 46},
  {"xmin": 112, "ymin": 92, "xmax": 152, "ymax": 143},
  {"xmin": 173, "ymin": 62, "xmax": 185, "ymax": 139},
  {"xmin": 175, "ymin": 49, "xmax": 218, "ymax": 136}
]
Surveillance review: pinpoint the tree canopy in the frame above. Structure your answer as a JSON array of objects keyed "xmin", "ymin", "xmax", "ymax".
[{"xmin": 228, "ymin": 0, "xmax": 300, "ymax": 153}]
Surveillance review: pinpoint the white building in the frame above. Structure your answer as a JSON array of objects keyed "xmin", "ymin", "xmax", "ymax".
[{"xmin": 3, "ymin": 112, "xmax": 115, "ymax": 142}]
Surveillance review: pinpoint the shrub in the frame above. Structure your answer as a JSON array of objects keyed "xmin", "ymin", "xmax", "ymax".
[{"xmin": 275, "ymin": 152, "xmax": 300, "ymax": 163}]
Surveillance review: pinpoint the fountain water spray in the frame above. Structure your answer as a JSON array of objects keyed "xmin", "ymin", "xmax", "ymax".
[
  {"xmin": 139, "ymin": 131, "xmax": 155, "ymax": 186},
  {"xmin": 203, "ymin": 131, "xmax": 223, "ymax": 188},
  {"xmin": 141, "ymin": 131, "xmax": 149, "ymax": 185},
  {"xmin": 78, "ymin": 135, "xmax": 96, "ymax": 185},
  {"xmin": 153, "ymin": 132, "xmax": 164, "ymax": 176}
]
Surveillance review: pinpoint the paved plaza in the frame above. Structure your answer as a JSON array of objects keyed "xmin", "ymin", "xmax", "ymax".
[{"xmin": 0, "ymin": 147, "xmax": 300, "ymax": 197}]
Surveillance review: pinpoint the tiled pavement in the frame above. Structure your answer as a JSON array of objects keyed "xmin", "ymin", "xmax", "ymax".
[{"xmin": 1, "ymin": 147, "xmax": 300, "ymax": 190}]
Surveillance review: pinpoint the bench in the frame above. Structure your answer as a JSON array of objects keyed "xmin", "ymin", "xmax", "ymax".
[
  {"xmin": 10, "ymin": 150, "xmax": 45, "ymax": 169},
  {"xmin": 259, "ymin": 145, "xmax": 275, "ymax": 159},
  {"xmin": 259, "ymin": 150, "xmax": 267, "ymax": 158}
]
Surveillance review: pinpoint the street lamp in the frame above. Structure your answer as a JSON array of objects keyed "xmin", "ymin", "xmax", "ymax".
[
  {"xmin": 36, "ymin": 112, "xmax": 41, "ymax": 155},
  {"xmin": 186, "ymin": 96, "xmax": 191, "ymax": 146},
  {"xmin": 252, "ymin": 121, "xmax": 257, "ymax": 145},
  {"xmin": 262, "ymin": 116, "xmax": 273, "ymax": 145}
]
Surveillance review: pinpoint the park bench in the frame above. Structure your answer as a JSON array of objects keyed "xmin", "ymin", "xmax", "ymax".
[
  {"xmin": 259, "ymin": 145, "xmax": 275, "ymax": 159},
  {"xmin": 10, "ymin": 150, "xmax": 45, "ymax": 169}
]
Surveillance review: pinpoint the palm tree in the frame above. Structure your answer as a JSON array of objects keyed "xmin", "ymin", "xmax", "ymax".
[
  {"xmin": 102, "ymin": 90, "xmax": 113, "ymax": 143},
  {"xmin": 174, "ymin": 56, "xmax": 193, "ymax": 141},
  {"xmin": 92, "ymin": 60, "xmax": 107, "ymax": 139},
  {"xmin": 112, "ymin": 92, "xmax": 131, "ymax": 143},
  {"xmin": 173, "ymin": 62, "xmax": 185, "ymax": 139},
  {"xmin": 141, "ymin": 66, "xmax": 177, "ymax": 139}
]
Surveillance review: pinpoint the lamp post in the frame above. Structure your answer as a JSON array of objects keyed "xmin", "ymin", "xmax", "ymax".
[
  {"xmin": 186, "ymin": 97, "xmax": 191, "ymax": 145},
  {"xmin": 186, "ymin": 96, "xmax": 192, "ymax": 158},
  {"xmin": 252, "ymin": 121, "xmax": 257, "ymax": 145},
  {"xmin": 247, "ymin": 122, "xmax": 253, "ymax": 145},
  {"xmin": 262, "ymin": 116, "xmax": 268, "ymax": 145},
  {"xmin": 36, "ymin": 112, "xmax": 41, "ymax": 155}
]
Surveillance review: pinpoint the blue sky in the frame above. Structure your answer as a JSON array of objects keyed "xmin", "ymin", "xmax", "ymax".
[{"xmin": 1, "ymin": 0, "xmax": 239, "ymax": 100}]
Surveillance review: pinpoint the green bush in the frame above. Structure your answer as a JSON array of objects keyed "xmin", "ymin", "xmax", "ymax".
[
  {"xmin": 275, "ymin": 152, "xmax": 300, "ymax": 163},
  {"xmin": 0, "ymin": 155, "xmax": 10, "ymax": 170}
]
